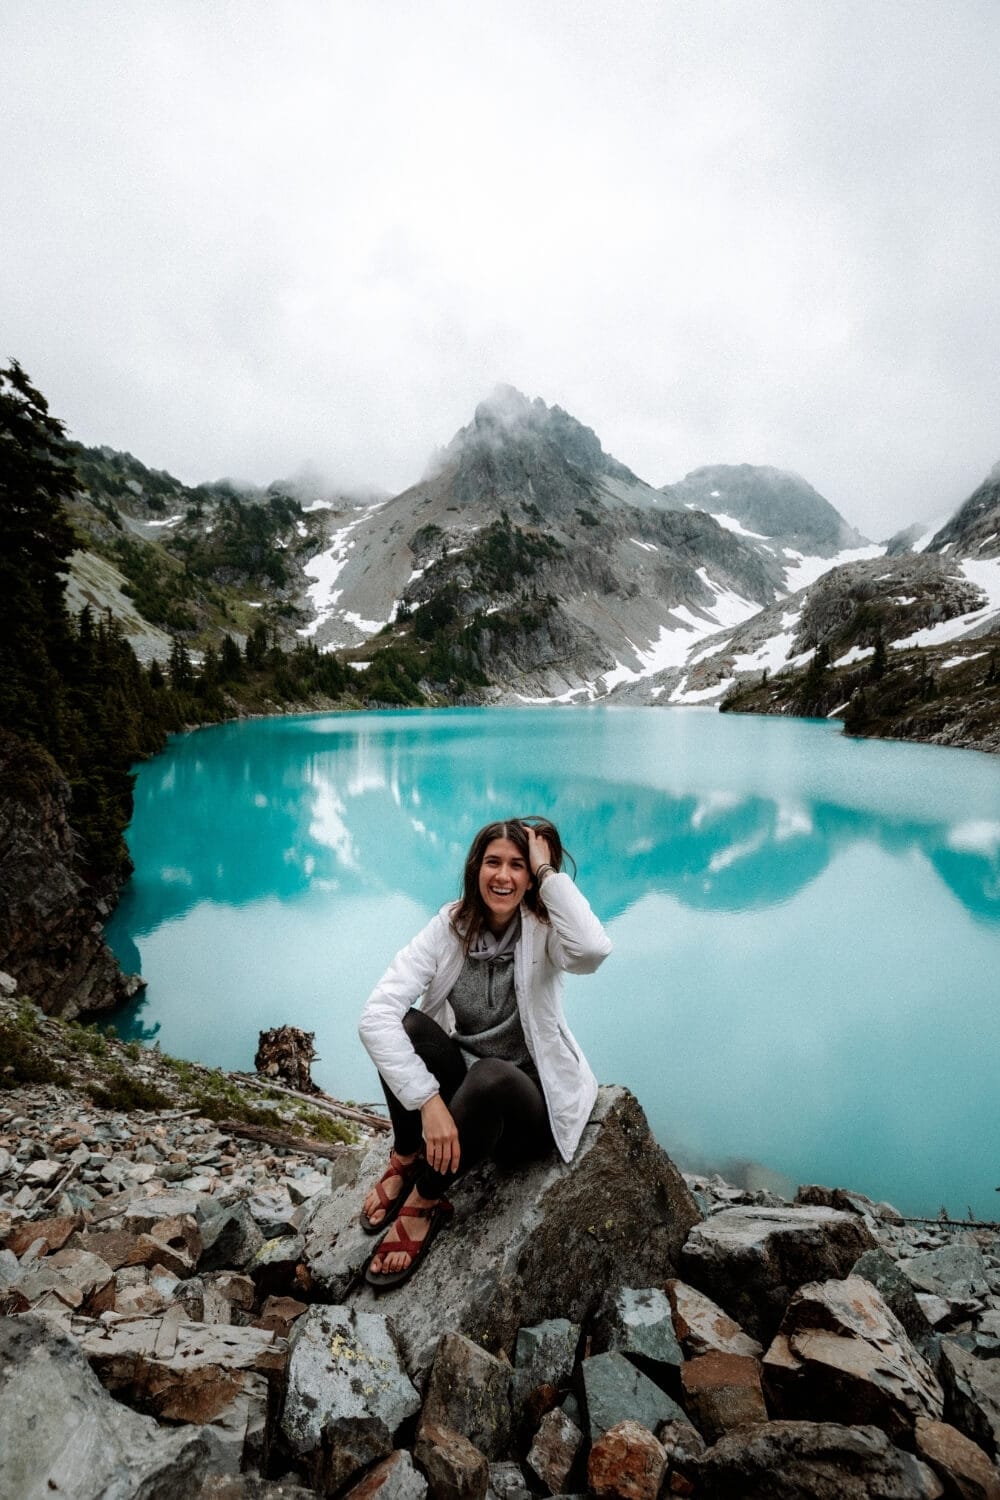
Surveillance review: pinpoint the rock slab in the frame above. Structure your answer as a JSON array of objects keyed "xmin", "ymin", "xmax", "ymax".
[
  {"xmin": 685, "ymin": 1419, "xmax": 945, "ymax": 1499},
  {"xmin": 0, "ymin": 1313, "xmax": 208, "ymax": 1500},
  {"xmin": 305, "ymin": 1087, "xmax": 700, "ymax": 1381},
  {"xmin": 680, "ymin": 1204, "xmax": 877, "ymax": 1343}
]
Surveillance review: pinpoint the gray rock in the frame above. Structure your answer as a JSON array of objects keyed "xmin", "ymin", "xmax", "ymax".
[
  {"xmin": 905, "ymin": 1246, "xmax": 992, "ymax": 1304},
  {"xmin": 685, "ymin": 1420, "xmax": 945, "ymax": 1499},
  {"xmin": 248, "ymin": 1233, "xmax": 306, "ymax": 1295},
  {"xmin": 796, "ymin": 1183, "xmax": 890, "ymax": 1224},
  {"xmin": 680, "ymin": 1204, "xmax": 876, "ymax": 1343},
  {"xmin": 422, "ymin": 1332, "xmax": 512, "ymax": 1459},
  {"xmin": 306, "ymin": 1088, "xmax": 699, "ymax": 1383},
  {"xmin": 591, "ymin": 1286, "xmax": 682, "ymax": 1383},
  {"xmin": 580, "ymin": 1350, "xmax": 689, "ymax": 1442},
  {"xmin": 247, "ymin": 1190, "xmax": 299, "ymax": 1238},
  {"xmin": 200, "ymin": 1202, "xmax": 266, "ymax": 1272},
  {"xmin": 195, "ymin": 1370, "xmax": 271, "ymax": 1477},
  {"xmin": 0, "ymin": 1313, "xmax": 208, "ymax": 1499},
  {"xmin": 282, "ymin": 1304, "xmax": 420, "ymax": 1492},
  {"xmin": 74, "ymin": 1310, "xmax": 285, "ymax": 1457},
  {"xmin": 763, "ymin": 1275, "xmax": 944, "ymax": 1443},
  {"xmin": 853, "ymin": 1247, "xmax": 935, "ymax": 1344},
  {"xmin": 512, "ymin": 1318, "xmax": 581, "ymax": 1405},
  {"xmin": 124, "ymin": 1192, "xmax": 220, "ymax": 1231},
  {"xmin": 0, "ymin": 1247, "xmax": 19, "ymax": 1285},
  {"xmin": 940, "ymin": 1340, "xmax": 1000, "ymax": 1458},
  {"xmin": 487, "ymin": 1460, "xmax": 533, "ymax": 1500}
]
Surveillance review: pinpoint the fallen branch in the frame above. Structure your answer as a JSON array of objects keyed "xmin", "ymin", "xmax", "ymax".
[
  {"xmin": 39, "ymin": 1158, "xmax": 80, "ymax": 1208},
  {"xmin": 216, "ymin": 1119, "xmax": 353, "ymax": 1161},
  {"xmin": 230, "ymin": 1072, "xmax": 390, "ymax": 1132},
  {"xmin": 900, "ymin": 1214, "xmax": 1000, "ymax": 1230}
]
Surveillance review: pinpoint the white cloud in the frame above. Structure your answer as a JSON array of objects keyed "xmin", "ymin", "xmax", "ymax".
[{"xmin": 2, "ymin": 1, "xmax": 999, "ymax": 536}]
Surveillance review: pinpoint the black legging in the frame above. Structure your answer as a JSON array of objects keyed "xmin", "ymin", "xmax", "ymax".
[{"xmin": 380, "ymin": 1008, "xmax": 555, "ymax": 1198}]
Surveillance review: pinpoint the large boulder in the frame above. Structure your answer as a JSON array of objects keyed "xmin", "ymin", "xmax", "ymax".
[
  {"xmin": 680, "ymin": 1205, "xmax": 876, "ymax": 1343},
  {"xmin": 303, "ymin": 1087, "xmax": 700, "ymax": 1381},
  {"xmin": 763, "ymin": 1275, "xmax": 944, "ymax": 1442},
  {"xmin": 682, "ymin": 1420, "xmax": 945, "ymax": 1499},
  {"xmin": 940, "ymin": 1342, "xmax": 1000, "ymax": 1459},
  {"xmin": 281, "ymin": 1305, "xmax": 420, "ymax": 1492},
  {"xmin": 0, "ymin": 1314, "xmax": 209, "ymax": 1499}
]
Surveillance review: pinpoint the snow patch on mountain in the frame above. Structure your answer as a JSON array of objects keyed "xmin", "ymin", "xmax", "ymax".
[
  {"xmin": 710, "ymin": 512, "xmax": 768, "ymax": 540},
  {"xmin": 782, "ymin": 543, "xmax": 885, "ymax": 592},
  {"xmin": 597, "ymin": 579, "xmax": 759, "ymax": 693},
  {"xmin": 891, "ymin": 558, "xmax": 1000, "ymax": 649}
]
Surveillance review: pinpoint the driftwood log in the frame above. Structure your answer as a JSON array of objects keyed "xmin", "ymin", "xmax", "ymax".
[
  {"xmin": 216, "ymin": 1120, "xmax": 352, "ymax": 1161},
  {"xmin": 232, "ymin": 1071, "xmax": 390, "ymax": 1132}
]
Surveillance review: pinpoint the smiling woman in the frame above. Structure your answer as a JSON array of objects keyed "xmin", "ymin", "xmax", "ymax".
[{"xmin": 356, "ymin": 815, "xmax": 612, "ymax": 1289}]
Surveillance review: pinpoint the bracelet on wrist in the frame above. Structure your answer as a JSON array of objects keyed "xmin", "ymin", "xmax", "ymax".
[{"xmin": 536, "ymin": 862, "xmax": 555, "ymax": 882}]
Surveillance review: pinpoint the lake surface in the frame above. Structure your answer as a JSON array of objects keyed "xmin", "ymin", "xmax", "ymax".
[{"xmin": 106, "ymin": 707, "xmax": 1000, "ymax": 1220}]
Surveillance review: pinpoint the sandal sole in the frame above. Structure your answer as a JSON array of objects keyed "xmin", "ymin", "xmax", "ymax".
[{"xmin": 365, "ymin": 1202, "xmax": 452, "ymax": 1289}]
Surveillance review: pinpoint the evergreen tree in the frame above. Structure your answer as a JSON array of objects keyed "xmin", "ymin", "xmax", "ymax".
[
  {"xmin": 870, "ymin": 634, "xmax": 887, "ymax": 681},
  {"xmin": 0, "ymin": 360, "xmax": 78, "ymax": 740}
]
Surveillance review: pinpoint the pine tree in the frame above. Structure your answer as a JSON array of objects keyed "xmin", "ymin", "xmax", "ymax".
[{"xmin": 0, "ymin": 360, "xmax": 78, "ymax": 739}]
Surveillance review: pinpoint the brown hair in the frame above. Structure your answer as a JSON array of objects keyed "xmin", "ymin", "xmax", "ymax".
[{"xmin": 450, "ymin": 816, "xmax": 576, "ymax": 953}]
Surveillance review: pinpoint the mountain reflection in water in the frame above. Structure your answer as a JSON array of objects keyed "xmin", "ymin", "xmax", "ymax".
[{"xmin": 107, "ymin": 708, "xmax": 1000, "ymax": 1219}]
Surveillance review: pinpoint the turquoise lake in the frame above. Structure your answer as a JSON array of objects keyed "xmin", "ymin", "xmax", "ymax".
[{"xmin": 106, "ymin": 707, "xmax": 1000, "ymax": 1220}]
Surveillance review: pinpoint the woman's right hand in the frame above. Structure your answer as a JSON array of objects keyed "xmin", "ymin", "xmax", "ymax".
[{"xmin": 420, "ymin": 1093, "xmax": 460, "ymax": 1175}]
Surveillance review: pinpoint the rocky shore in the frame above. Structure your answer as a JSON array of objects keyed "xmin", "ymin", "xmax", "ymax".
[{"xmin": 2, "ymin": 991, "xmax": 1000, "ymax": 1499}]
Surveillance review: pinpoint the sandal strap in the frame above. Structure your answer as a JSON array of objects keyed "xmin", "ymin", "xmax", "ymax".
[
  {"xmin": 376, "ymin": 1200, "xmax": 452, "ymax": 1263},
  {"xmin": 369, "ymin": 1152, "xmax": 419, "ymax": 1214},
  {"xmin": 398, "ymin": 1199, "xmax": 452, "ymax": 1221}
]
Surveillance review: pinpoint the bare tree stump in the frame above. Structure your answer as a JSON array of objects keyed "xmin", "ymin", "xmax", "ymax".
[{"xmin": 255, "ymin": 1025, "xmax": 321, "ymax": 1095}]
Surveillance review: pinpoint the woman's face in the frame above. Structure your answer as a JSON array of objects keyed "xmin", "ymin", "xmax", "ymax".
[{"xmin": 478, "ymin": 836, "xmax": 531, "ymax": 931}]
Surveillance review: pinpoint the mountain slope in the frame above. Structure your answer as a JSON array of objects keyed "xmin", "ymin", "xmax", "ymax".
[
  {"xmin": 659, "ymin": 462, "xmax": 881, "ymax": 594},
  {"xmin": 924, "ymin": 462, "xmax": 1000, "ymax": 561},
  {"xmin": 295, "ymin": 387, "xmax": 793, "ymax": 698}
]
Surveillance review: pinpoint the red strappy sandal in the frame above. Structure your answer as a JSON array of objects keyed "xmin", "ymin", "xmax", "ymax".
[
  {"xmin": 364, "ymin": 1198, "xmax": 454, "ymax": 1288},
  {"xmin": 359, "ymin": 1150, "xmax": 423, "ymax": 1235}
]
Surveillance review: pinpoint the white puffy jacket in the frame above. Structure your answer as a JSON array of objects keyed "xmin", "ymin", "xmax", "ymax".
[{"xmin": 358, "ymin": 872, "xmax": 612, "ymax": 1162}]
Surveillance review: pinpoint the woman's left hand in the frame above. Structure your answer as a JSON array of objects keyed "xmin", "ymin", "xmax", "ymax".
[{"xmin": 526, "ymin": 826, "xmax": 552, "ymax": 877}]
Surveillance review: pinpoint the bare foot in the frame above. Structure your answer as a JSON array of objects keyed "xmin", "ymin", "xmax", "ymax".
[
  {"xmin": 362, "ymin": 1150, "xmax": 419, "ymax": 1227},
  {"xmin": 369, "ymin": 1187, "xmax": 441, "ymax": 1274}
]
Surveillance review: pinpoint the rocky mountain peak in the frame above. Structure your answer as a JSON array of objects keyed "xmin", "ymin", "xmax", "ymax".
[
  {"xmin": 446, "ymin": 384, "xmax": 638, "ymax": 488},
  {"xmin": 660, "ymin": 463, "xmax": 867, "ymax": 553}
]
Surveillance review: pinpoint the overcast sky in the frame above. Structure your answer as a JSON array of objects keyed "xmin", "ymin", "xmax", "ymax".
[{"xmin": 3, "ymin": 2, "xmax": 998, "ymax": 538}]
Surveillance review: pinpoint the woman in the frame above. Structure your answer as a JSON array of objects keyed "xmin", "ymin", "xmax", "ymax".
[{"xmin": 357, "ymin": 816, "xmax": 611, "ymax": 1288}]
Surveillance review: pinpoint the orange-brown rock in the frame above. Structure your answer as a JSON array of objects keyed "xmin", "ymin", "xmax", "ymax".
[
  {"xmin": 915, "ymin": 1417, "xmax": 1000, "ymax": 1500},
  {"xmin": 526, "ymin": 1405, "xmax": 582, "ymax": 1493},
  {"xmin": 5, "ymin": 1214, "xmax": 80, "ymax": 1256},
  {"xmin": 587, "ymin": 1419, "xmax": 668, "ymax": 1500},
  {"xmin": 253, "ymin": 1294, "xmax": 309, "ymax": 1339},
  {"xmin": 679, "ymin": 1351, "xmax": 768, "ymax": 1442},
  {"xmin": 665, "ymin": 1278, "xmax": 763, "ymax": 1359},
  {"xmin": 413, "ymin": 1420, "xmax": 489, "ymax": 1500}
]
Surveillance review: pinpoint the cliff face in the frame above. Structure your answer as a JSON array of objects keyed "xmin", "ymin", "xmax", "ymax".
[{"xmin": 0, "ymin": 731, "xmax": 141, "ymax": 1018}]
